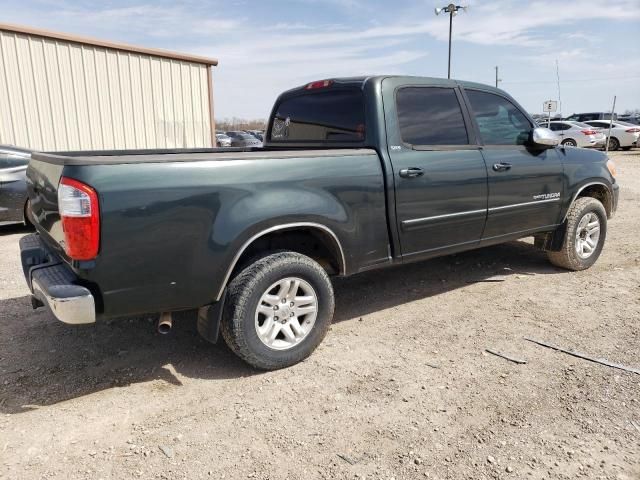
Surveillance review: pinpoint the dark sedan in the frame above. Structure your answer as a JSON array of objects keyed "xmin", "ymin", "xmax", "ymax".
[{"xmin": 0, "ymin": 145, "xmax": 33, "ymax": 226}]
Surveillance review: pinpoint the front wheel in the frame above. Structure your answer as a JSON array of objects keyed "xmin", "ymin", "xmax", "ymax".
[
  {"xmin": 221, "ymin": 251, "xmax": 335, "ymax": 370},
  {"xmin": 547, "ymin": 197, "xmax": 607, "ymax": 271},
  {"xmin": 561, "ymin": 138, "xmax": 577, "ymax": 147},
  {"xmin": 607, "ymin": 137, "xmax": 620, "ymax": 151}
]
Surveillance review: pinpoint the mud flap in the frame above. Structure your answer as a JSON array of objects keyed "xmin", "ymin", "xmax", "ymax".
[{"xmin": 196, "ymin": 290, "xmax": 226, "ymax": 344}]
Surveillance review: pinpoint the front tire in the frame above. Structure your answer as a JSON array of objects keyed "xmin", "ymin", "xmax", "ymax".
[
  {"xmin": 561, "ymin": 138, "xmax": 577, "ymax": 147},
  {"xmin": 547, "ymin": 197, "xmax": 607, "ymax": 271},
  {"xmin": 221, "ymin": 251, "xmax": 335, "ymax": 370},
  {"xmin": 607, "ymin": 137, "xmax": 620, "ymax": 151}
]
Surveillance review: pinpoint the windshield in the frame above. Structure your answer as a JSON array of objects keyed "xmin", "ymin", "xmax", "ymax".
[{"xmin": 269, "ymin": 88, "xmax": 365, "ymax": 143}]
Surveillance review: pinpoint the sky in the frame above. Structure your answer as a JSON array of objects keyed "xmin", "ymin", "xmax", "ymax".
[{"xmin": 4, "ymin": 0, "xmax": 640, "ymax": 120}]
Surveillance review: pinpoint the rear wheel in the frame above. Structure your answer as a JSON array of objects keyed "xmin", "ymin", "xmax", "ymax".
[
  {"xmin": 547, "ymin": 197, "xmax": 607, "ymax": 271},
  {"xmin": 561, "ymin": 138, "xmax": 577, "ymax": 147},
  {"xmin": 607, "ymin": 137, "xmax": 620, "ymax": 151},
  {"xmin": 221, "ymin": 251, "xmax": 335, "ymax": 370}
]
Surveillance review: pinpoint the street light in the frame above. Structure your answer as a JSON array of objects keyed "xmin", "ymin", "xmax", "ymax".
[{"xmin": 434, "ymin": 4, "xmax": 467, "ymax": 79}]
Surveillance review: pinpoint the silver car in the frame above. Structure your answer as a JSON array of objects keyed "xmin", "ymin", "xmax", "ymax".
[
  {"xmin": 225, "ymin": 131, "xmax": 262, "ymax": 148},
  {"xmin": 538, "ymin": 120, "xmax": 606, "ymax": 148},
  {"xmin": 216, "ymin": 133, "xmax": 232, "ymax": 147},
  {"xmin": 0, "ymin": 145, "xmax": 33, "ymax": 226}
]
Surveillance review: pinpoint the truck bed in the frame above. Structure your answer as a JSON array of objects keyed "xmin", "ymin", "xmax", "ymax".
[{"xmin": 26, "ymin": 147, "xmax": 390, "ymax": 319}]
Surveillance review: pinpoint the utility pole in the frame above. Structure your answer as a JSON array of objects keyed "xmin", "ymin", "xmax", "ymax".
[{"xmin": 495, "ymin": 66, "xmax": 501, "ymax": 88}]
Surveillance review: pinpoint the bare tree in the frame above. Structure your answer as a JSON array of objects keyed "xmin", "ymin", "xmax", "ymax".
[{"xmin": 216, "ymin": 118, "xmax": 267, "ymax": 132}]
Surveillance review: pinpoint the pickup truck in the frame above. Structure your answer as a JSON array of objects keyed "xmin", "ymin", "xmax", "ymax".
[{"xmin": 21, "ymin": 76, "xmax": 619, "ymax": 370}]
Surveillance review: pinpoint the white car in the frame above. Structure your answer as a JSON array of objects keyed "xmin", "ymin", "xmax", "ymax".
[
  {"xmin": 584, "ymin": 120, "xmax": 640, "ymax": 151},
  {"xmin": 538, "ymin": 120, "xmax": 606, "ymax": 148}
]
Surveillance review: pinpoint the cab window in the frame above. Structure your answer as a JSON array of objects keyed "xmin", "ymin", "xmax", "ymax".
[
  {"xmin": 396, "ymin": 87, "xmax": 469, "ymax": 145},
  {"xmin": 466, "ymin": 90, "xmax": 532, "ymax": 145}
]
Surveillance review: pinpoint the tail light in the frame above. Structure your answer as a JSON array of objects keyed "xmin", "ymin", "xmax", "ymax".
[
  {"xmin": 305, "ymin": 79, "xmax": 333, "ymax": 90},
  {"xmin": 625, "ymin": 128, "xmax": 640, "ymax": 133},
  {"xmin": 58, "ymin": 177, "xmax": 100, "ymax": 260},
  {"xmin": 581, "ymin": 130, "xmax": 598, "ymax": 135}
]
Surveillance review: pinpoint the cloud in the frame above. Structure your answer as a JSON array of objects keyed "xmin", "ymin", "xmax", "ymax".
[{"xmin": 3, "ymin": 0, "xmax": 639, "ymax": 117}]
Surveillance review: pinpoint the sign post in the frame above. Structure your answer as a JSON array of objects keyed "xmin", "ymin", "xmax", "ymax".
[{"xmin": 543, "ymin": 100, "xmax": 558, "ymax": 124}]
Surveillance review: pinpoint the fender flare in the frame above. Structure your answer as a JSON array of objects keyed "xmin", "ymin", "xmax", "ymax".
[{"xmin": 215, "ymin": 222, "xmax": 346, "ymax": 301}]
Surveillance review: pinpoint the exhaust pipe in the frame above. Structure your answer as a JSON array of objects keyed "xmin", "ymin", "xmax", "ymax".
[{"xmin": 157, "ymin": 312, "xmax": 173, "ymax": 334}]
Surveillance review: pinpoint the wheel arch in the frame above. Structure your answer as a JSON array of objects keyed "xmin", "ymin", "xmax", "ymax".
[
  {"xmin": 215, "ymin": 222, "xmax": 346, "ymax": 301},
  {"xmin": 565, "ymin": 181, "xmax": 614, "ymax": 221}
]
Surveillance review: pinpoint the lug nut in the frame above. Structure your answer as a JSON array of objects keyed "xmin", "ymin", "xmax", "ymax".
[
  {"xmin": 274, "ymin": 316, "xmax": 279, "ymax": 321},
  {"xmin": 273, "ymin": 305, "xmax": 279, "ymax": 310},
  {"xmin": 281, "ymin": 299, "xmax": 286, "ymax": 304},
  {"xmin": 290, "ymin": 312, "xmax": 294, "ymax": 317},
  {"xmin": 290, "ymin": 302, "xmax": 294, "ymax": 307}
]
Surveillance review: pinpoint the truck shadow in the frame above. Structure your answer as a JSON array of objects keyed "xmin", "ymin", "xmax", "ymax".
[{"xmin": 0, "ymin": 240, "xmax": 562, "ymax": 413}]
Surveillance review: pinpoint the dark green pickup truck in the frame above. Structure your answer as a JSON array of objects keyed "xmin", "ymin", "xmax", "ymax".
[{"xmin": 21, "ymin": 76, "xmax": 619, "ymax": 369}]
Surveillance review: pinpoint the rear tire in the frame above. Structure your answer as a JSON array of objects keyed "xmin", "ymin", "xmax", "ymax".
[
  {"xmin": 561, "ymin": 138, "xmax": 577, "ymax": 147},
  {"xmin": 547, "ymin": 197, "xmax": 607, "ymax": 271},
  {"xmin": 607, "ymin": 137, "xmax": 620, "ymax": 151},
  {"xmin": 221, "ymin": 251, "xmax": 335, "ymax": 370}
]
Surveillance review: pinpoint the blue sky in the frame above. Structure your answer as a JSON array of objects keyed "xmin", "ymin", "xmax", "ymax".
[{"xmin": 4, "ymin": 0, "xmax": 640, "ymax": 119}]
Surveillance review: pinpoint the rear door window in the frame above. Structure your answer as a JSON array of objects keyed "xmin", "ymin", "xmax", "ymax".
[
  {"xmin": 269, "ymin": 89, "xmax": 365, "ymax": 142},
  {"xmin": 395, "ymin": 87, "xmax": 469, "ymax": 145},
  {"xmin": 465, "ymin": 90, "xmax": 532, "ymax": 145}
]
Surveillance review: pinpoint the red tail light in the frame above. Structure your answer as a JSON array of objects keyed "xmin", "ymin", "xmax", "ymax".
[
  {"xmin": 57, "ymin": 177, "xmax": 100, "ymax": 260},
  {"xmin": 625, "ymin": 128, "xmax": 640, "ymax": 133},
  {"xmin": 305, "ymin": 79, "xmax": 333, "ymax": 90},
  {"xmin": 581, "ymin": 130, "xmax": 598, "ymax": 135}
]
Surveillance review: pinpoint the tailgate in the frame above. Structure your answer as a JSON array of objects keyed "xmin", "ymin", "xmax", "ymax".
[{"xmin": 26, "ymin": 153, "xmax": 66, "ymax": 256}]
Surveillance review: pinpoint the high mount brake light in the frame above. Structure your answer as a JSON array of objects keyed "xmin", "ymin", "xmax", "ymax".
[
  {"xmin": 305, "ymin": 80, "xmax": 334, "ymax": 90},
  {"xmin": 58, "ymin": 177, "xmax": 100, "ymax": 260}
]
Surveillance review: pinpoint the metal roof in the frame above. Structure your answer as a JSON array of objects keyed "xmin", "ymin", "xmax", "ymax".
[{"xmin": 0, "ymin": 22, "xmax": 218, "ymax": 66}]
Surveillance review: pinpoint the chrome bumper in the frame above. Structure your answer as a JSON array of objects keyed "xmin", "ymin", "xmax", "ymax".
[{"xmin": 20, "ymin": 234, "xmax": 96, "ymax": 325}]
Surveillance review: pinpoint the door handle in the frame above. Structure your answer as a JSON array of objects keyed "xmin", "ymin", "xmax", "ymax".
[
  {"xmin": 492, "ymin": 162, "xmax": 512, "ymax": 172},
  {"xmin": 399, "ymin": 167, "xmax": 424, "ymax": 179}
]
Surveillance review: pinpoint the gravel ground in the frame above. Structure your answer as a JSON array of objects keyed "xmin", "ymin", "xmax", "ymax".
[{"xmin": 0, "ymin": 150, "xmax": 638, "ymax": 480}]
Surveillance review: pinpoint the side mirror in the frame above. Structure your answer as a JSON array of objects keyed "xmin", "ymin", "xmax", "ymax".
[{"xmin": 531, "ymin": 127, "xmax": 560, "ymax": 148}]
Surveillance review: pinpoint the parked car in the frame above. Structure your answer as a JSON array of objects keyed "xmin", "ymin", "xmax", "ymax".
[
  {"xmin": 0, "ymin": 145, "xmax": 33, "ymax": 226},
  {"xmin": 216, "ymin": 133, "xmax": 232, "ymax": 147},
  {"xmin": 565, "ymin": 112, "xmax": 617, "ymax": 122},
  {"xmin": 246, "ymin": 130, "xmax": 264, "ymax": 141},
  {"xmin": 618, "ymin": 115, "xmax": 640, "ymax": 126},
  {"xmin": 583, "ymin": 120, "xmax": 640, "ymax": 151},
  {"xmin": 225, "ymin": 131, "xmax": 262, "ymax": 147},
  {"xmin": 537, "ymin": 120, "xmax": 605, "ymax": 148},
  {"xmin": 21, "ymin": 76, "xmax": 618, "ymax": 370}
]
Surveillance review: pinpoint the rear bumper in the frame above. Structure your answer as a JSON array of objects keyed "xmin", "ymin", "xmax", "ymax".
[{"xmin": 20, "ymin": 234, "xmax": 96, "ymax": 324}]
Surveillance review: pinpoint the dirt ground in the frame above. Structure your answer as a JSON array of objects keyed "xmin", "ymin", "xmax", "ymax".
[{"xmin": 0, "ymin": 151, "xmax": 638, "ymax": 480}]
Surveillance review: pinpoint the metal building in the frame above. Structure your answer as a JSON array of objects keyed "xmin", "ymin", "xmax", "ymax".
[{"xmin": 0, "ymin": 23, "xmax": 218, "ymax": 151}]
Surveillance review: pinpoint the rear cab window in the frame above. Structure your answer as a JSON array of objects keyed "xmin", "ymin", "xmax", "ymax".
[{"xmin": 268, "ymin": 88, "xmax": 365, "ymax": 143}]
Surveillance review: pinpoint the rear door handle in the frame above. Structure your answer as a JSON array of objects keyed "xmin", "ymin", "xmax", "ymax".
[
  {"xmin": 492, "ymin": 162, "xmax": 512, "ymax": 172},
  {"xmin": 399, "ymin": 167, "xmax": 424, "ymax": 179}
]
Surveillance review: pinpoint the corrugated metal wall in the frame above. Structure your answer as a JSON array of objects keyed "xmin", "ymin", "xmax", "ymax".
[{"xmin": 0, "ymin": 30, "xmax": 213, "ymax": 151}]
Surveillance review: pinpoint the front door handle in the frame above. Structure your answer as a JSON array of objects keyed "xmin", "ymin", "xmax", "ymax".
[
  {"xmin": 399, "ymin": 167, "xmax": 424, "ymax": 179},
  {"xmin": 492, "ymin": 162, "xmax": 512, "ymax": 172}
]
